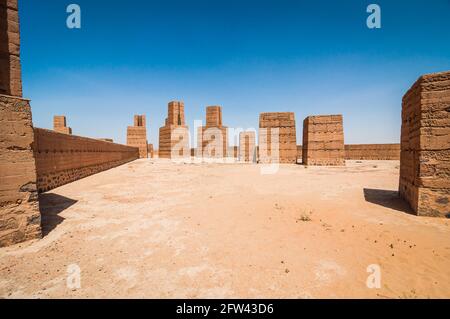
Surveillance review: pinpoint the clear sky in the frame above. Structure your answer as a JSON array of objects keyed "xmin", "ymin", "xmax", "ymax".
[{"xmin": 20, "ymin": 0, "xmax": 450, "ymax": 146}]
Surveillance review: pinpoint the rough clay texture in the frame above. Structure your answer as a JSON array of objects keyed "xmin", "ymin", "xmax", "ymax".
[
  {"xmin": 127, "ymin": 115, "xmax": 148, "ymax": 158},
  {"xmin": 345, "ymin": 144, "xmax": 400, "ymax": 160},
  {"xmin": 53, "ymin": 115, "xmax": 72, "ymax": 135},
  {"xmin": 148, "ymin": 143, "xmax": 154, "ymax": 158},
  {"xmin": 297, "ymin": 145, "xmax": 303, "ymax": 161},
  {"xmin": 399, "ymin": 71, "xmax": 450, "ymax": 218},
  {"xmin": 159, "ymin": 101, "xmax": 190, "ymax": 159},
  {"xmin": 302, "ymin": 115, "xmax": 345, "ymax": 166},
  {"xmin": 197, "ymin": 106, "xmax": 228, "ymax": 158},
  {"xmin": 0, "ymin": 0, "xmax": 22, "ymax": 97},
  {"xmin": 0, "ymin": 95, "xmax": 41, "ymax": 247},
  {"xmin": 239, "ymin": 131, "xmax": 256, "ymax": 162},
  {"xmin": 33, "ymin": 128, "xmax": 139, "ymax": 193},
  {"xmin": 298, "ymin": 144, "xmax": 400, "ymax": 162},
  {"xmin": 259, "ymin": 112, "xmax": 297, "ymax": 164}
]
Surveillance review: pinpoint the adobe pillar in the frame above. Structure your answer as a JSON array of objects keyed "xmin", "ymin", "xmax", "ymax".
[
  {"xmin": 197, "ymin": 106, "xmax": 228, "ymax": 158},
  {"xmin": 399, "ymin": 71, "xmax": 450, "ymax": 217},
  {"xmin": 0, "ymin": 0, "xmax": 41, "ymax": 247},
  {"xmin": 158, "ymin": 101, "xmax": 190, "ymax": 159},
  {"xmin": 127, "ymin": 115, "xmax": 148, "ymax": 158}
]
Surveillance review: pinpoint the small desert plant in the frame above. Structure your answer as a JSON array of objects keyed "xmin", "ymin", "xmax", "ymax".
[{"xmin": 298, "ymin": 213, "xmax": 312, "ymax": 222}]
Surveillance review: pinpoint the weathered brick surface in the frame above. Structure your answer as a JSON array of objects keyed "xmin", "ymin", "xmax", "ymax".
[
  {"xmin": 0, "ymin": 95, "xmax": 41, "ymax": 247},
  {"xmin": 53, "ymin": 115, "xmax": 72, "ymax": 135},
  {"xmin": 0, "ymin": 0, "xmax": 22, "ymax": 97},
  {"xmin": 302, "ymin": 115, "xmax": 345, "ymax": 166},
  {"xmin": 297, "ymin": 145, "xmax": 302, "ymax": 161},
  {"xmin": 159, "ymin": 101, "xmax": 190, "ymax": 159},
  {"xmin": 259, "ymin": 112, "xmax": 297, "ymax": 164},
  {"xmin": 34, "ymin": 128, "xmax": 139, "ymax": 193},
  {"xmin": 127, "ymin": 115, "xmax": 148, "ymax": 158},
  {"xmin": 239, "ymin": 131, "xmax": 256, "ymax": 162},
  {"xmin": 399, "ymin": 71, "xmax": 450, "ymax": 217},
  {"xmin": 345, "ymin": 144, "xmax": 400, "ymax": 160},
  {"xmin": 197, "ymin": 106, "xmax": 228, "ymax": 158}
]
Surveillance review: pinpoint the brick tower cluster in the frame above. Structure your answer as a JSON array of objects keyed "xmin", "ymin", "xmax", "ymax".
[
  {"xmin": 239, "ymin": 131, "xmax": 256, "ymax": 162},
  {"xmin": 159, "ymin": 101, "xmax": 190, "ymax": 159},
  {"xmin": 53, "ymin": 115, "xmax": 72, "ymax": 134},
  {"xmin": 197, "ymin": 106, "xmax": 228, "ymax": 158},
  {"xmin": 399, "ymin": 71, "xmax": 450, "ymax": 217},
  {"xmin": 0, "ymin": 0, "xmax": 42, "ymax": 247},
  {"xmin": 302, "ymin": 115, "xmax": 345, "ymax": 166},
  {"xmin": 127, "ymin": 115, "xmax": 148, "ymax": 158},
  {"xmin": 258, "ymin": 112, "xmax": 297, "ymax": 164}
]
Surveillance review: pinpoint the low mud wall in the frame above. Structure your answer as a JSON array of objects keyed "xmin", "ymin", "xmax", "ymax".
[
  {"xmin": 33, "ymin": 128, "xmax": 139, "ymax": 192},
  {"xmin": 344, "ymin": 144, "xmax": 400, "ymax": 160}
]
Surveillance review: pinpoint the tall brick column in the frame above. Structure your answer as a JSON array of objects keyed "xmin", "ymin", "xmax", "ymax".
[
  {"xmin": 0, "ymin": 0, "xmax": 22, "ymax": 96},
  {"xmin": 0, "ymin": 0, "xmax": 42, "ymax": 247},
  {"xmin": 53, "ymin": 115, "xmax": 72, "ymax": 134},
  {"xmin": 158, "ymin": 101, "xmax": 190, "ymax": 159},
  {"xmin": 399, "ymin": 71, "xmax": 450, "ymax": 218},
  {"xmin": 302, "ymin": 115, "xmax": 345, "ymax": 166},
  {"xmin": 258, "ymin": 112, "xmax": 297, "ymax": 164},
  {"xmin": 127, "ymin": 115, "xmax": 148, "ymax": 158},
  {"xmin": 197, "ymin": 106, "xmax": 228, "ymax": 158}
]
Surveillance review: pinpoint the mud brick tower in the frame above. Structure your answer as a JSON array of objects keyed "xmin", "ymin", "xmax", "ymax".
[
  {"xmin": 0, "ymin": 0, "xmax": 42, "ymax": 246},
  {"xmin": 159, "ymin": 101, "xmax": 190, "ymax": 159},
  {"xmin": 399, "ymin": 71, "xmax": 450, "ymax": 218},
  {"xmin": 53, "ymin": 115, "xmax": 72, "ymax": 134},
  {"xmin": 197, "ymin": 106, "xmax": 228, "ymax": 158},
  {"xmin": 127, "ymin": 115, "xmax": 148, "ymax": 158},
  {"xmin": 239, "ymin": 131, "xmax": 256, "ymax": 162},
  {"xmin": 258, "ymin": 112, "xmax": 297, "ymax": 164},
  {"xmin": 302, "ymin": 115, "xmax": 345, "ymax": 166}
]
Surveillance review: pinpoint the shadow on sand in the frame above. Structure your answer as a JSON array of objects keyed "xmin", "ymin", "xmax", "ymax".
[
  {"xmin": 363, "ymin": 188, "xmax": 414, "ymax": 215},
  {"xmin": 39, "ymin": 193, "xmax": 78, "ymax": 236}
]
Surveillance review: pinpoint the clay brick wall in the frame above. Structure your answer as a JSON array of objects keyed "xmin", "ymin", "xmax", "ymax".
[
  {"xmin": 399, "ymin": 71, "xmax": 450, "ymax": 218},
  {"xmin": 0, "ymin": 95, "xmax": 41, "ymax": 247},
  {"xmin": 166, "ymin": 101, "xmax": 185, "ymax": 126},
  {"xmin": 345, "ymin": 144, "xmax": 400, "ymax": 160},
  {"xmin": 127, "ymin": 115, "xmax": 148, "ymax": 158},
  {"xmin": 0, "ymin": 0, "xmax": 22, "ymax": 97},
  {"xmin": 33, "ymin": 128, "xmax": 139, "ymax": 193},
  {"xmin": 198, "ymin": 106, "xmax": 228, "ymax": 158},
  {"xmin": 239, "ymin": 131, "xmax": 256, "ymax": 162},
  {"xmin": 259, "ymin": 112, "xmax": 297, "ymax": 164},
  {"xmin": 302, "ymin": 115, "xmax": 345, "ymax": 166},
  {"xmin": 53, "ymin": 115, "xmax": 72, "ymax": 135},
  {"xmin": 297, "ymin": 145, "xmax": 302, "ymax": 161},
  {"xmin": 159, "ymin": 101, "xmax": 190, "ymax": 159},
  {"xmin": 0, "ymin": 1, "xmax": 41, "ymax": 247}
]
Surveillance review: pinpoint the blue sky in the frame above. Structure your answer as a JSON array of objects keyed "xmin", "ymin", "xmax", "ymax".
[{"xmin": 20, "ymin": 0, "xmax": 450, "ymax": 146}]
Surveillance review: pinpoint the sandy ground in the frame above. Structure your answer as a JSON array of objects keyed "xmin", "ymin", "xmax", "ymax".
[{"xmin": 0, "ymin": 159, "xmax": 449, "ymax": 298}]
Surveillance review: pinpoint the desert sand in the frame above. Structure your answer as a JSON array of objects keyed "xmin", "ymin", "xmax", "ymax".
[{"xmin": 0, "ymin": 159, "xmax": 449, "ymax": 298}]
